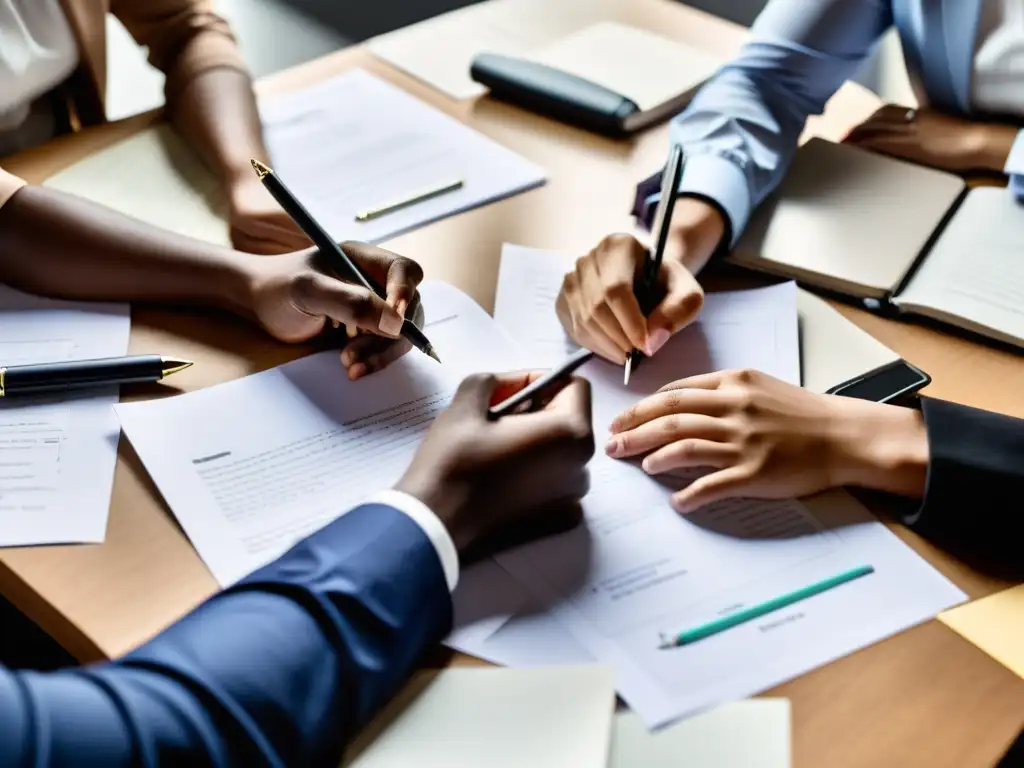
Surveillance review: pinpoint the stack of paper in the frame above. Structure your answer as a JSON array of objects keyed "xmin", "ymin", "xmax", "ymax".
[
  {"xmin": 46, "ymin": 69, "xmax": 545, "ymax": 247},
  {"xmin": 0, "ymin": 286, "xmax": 130, "ymax": 545}
]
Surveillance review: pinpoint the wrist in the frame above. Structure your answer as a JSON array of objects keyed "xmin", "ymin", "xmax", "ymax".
[
  {"xmin": 211, "ymin": 250, "xmax": 262, "ymax": 319},
  {"xmin": 394, "ymin": 474, "xmax": 475, "ymax": 555},
  {"xmin": 967, "ymin": 123, "xmax": 1017, "ymax": 172},
  {"xmin": 827, "ymin": 398, "xmax": 929, "ymax": 498},
  {"xmin": 666, "ymin": 197, "xmax": 727, "ymax": 275}
]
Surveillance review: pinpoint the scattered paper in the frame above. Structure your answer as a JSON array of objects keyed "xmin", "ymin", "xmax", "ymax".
[
  {"xmin": 47, "ymin": 70, "xmax": 545, "ymax": 248},
  {"xmin": 490, "ymin": 245, "xmax": 966, "ymax": 727},
  {"xmin": 0, "ymin": 286, "xmax": 130, "ymax": 545},
  {"xmin": 114, "ymin": 282, "xmax": 526, "ymax": 647}
]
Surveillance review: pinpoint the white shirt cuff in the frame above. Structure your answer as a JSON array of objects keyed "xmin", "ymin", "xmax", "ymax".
[
  {"xmin": 1003, "ymin": 129, "xmax": 1024, "ymax": 177},
  {"xmin": 368, "ymin": 490, "xmax": 459, "ymax": 592}
]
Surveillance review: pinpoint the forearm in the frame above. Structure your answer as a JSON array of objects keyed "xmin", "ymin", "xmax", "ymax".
[
  {"xmin": 0, "ymin": 505, "xmax": 452, "ymax": 766},
  {"xmin": 170, "ymin": 68, "xmax": 269, "ymax": 189},
  {"xmin": 0, "ymin": 185, "xmax": 251, "ymax": 312}
]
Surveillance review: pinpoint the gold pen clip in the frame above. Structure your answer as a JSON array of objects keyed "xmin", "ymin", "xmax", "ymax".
[{"xmin": 355, "ymin": 179, "xmax": 464, "ymax": 222}]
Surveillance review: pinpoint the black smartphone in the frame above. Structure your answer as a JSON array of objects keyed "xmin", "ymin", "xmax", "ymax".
[{"xmin": 826, "ymin": 360, "xmax": 931, "ymax": 404}]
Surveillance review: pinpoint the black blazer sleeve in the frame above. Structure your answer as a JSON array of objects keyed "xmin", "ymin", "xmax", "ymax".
[{"xmin": 903, "ymin": 397, "xmax": 1024, "ymax": 570}]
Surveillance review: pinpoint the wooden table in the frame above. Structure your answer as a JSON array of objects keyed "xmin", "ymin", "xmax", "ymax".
[{"xmin": 4, "ymin": 1, "xmax": 1024, "ymax": 765}]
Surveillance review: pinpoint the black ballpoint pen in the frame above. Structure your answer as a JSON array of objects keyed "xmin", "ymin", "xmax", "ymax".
[
  {"xmin": 250, "ymin": 159, "xmax": 441, "ymax": 364},
  {"xmin": 625, "ymin": 144, "xmax": 685, "ymax": 386},
  {"xmin": 0, "ymin": 355, "xmax": 192, "ymax": 397},
  {"xmin": 489, "ymin": 347, "xmax": 595, "ymax": 419}
]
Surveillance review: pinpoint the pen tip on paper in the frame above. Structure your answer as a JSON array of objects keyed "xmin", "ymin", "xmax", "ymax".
[
  {"xmin": 623, "ymin": 356, "xmax": 632, "ymax": 386},
  {"xmin": 425, "ymin": 346, "xmax": 442, "ymax": 364},
  {"xmin": 250, "ymin": 158, "xmax": 271, "ymax": 179},
  {"xmin": 658, "ymin": 632, "xmax": 676, "ymax": 650}
]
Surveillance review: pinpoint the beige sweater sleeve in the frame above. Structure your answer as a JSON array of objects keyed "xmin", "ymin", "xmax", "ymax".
[{"xmin": 110, "ymin": 0, "xmax": 249, "ymax": 106}]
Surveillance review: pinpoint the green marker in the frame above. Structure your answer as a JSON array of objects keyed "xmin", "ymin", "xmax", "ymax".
[{"xmin": 658, "ymin": 565, "xmax": 875, "ymax": 649}]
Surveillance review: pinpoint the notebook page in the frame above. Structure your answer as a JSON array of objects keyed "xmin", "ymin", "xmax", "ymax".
[
  {"xmin": 528, "ymin": 22, "xmax": 720, "ymax": 112},
  {"xmin": 733, "ymin": 139, "xmax": 965, "ymax": 298},
  {"xmin": 344, "ymin": 666, "xmax": 615, "ymax": 768},
  {"xmin": 45, "ymin": 125, "xmax": 231, "ymax": 247},
  {"xmin": 368, "ymin": 0, "xmax": 627, "ymax": 100},
  {"xmin": 895, "ymin": 186, "xmax": 1024, "ymax": 347}
]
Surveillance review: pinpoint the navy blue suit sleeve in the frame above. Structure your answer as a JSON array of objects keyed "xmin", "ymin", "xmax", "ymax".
[
  {"xmin": 903, "ymin": 398, "xmax": 1024, "ymax": 570},
  {"xmin": 0, "ymin": 502, "xmax": 452, "ymax": 767}
]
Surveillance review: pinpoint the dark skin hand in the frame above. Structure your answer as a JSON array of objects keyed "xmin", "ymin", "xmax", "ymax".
[
  {"xmin": 845, "ymin": 104, "xmax": 1019, "ymax": 174},
  {"xmin": 396, "ymin": 372, "xmax": 595, "ymax": 562},
  {"xmin": 0, "ymin": 186, "xmax": 421, "ymax": 380},
  {"xmin": 171, "ymin": 67, "xmax": 311, "ymax": 254}
]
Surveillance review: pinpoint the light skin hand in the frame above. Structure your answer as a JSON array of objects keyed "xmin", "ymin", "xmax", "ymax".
[
  {"xmin": 556, "ymin": 197, "xmax": 725, "ymax": 364},
  {"xmin": 845, "ymin": 104, "xmax": 1018, "ymax": 174},
  {"xmin": 606, "ymin": 369, "xmax": 929, "ymax": 513}
]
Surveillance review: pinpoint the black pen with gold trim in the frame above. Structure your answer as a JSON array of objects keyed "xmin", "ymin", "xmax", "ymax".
[
  {"xmin": 0, "ymin": 355, "xmax": 192, "ymax": 397},
  {"xmin": 250, "ymin": 159, "xmax": 441, "ymax": 364},
  {"xmin": 625, "ymin": 144, "xmax": 685, "ymax": 386}
]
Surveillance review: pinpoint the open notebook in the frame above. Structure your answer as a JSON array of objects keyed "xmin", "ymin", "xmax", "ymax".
[{"xmin": 730, "ymin": 138, "xmax": 1024, "ymax": 349}]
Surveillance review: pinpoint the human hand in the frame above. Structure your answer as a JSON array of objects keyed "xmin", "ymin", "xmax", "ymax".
[
  {"xmin": 556, "ymin": 198, "xmax": 724, "ymax": 364},
  {"xmin": 845, "ymin": 104, "xmax": 1018, "ymax": 173},
  {"xmin": 395, "ymin": 372, "xmax": 594, "ymax": 560},
  {"xmin": 242, "ymin": 240, "xmax": 423, "ymax": 380},
  {"xmin": 605, "ymin": 369, "xmax": 929, "ymax": 513},
  {"xmin": 228, "ymin": 175, "xmax": 312, "ymax": 255}
]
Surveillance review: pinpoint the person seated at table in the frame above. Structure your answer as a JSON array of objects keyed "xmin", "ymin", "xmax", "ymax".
[
  {"xmin": 557, "ymin": 0, "xmax": 1024, "ymax": 364},
  {"xmin": 0, "ymin": 4, "xmax": 421, "ymax": 381},
  {"xmin": 0, "ymin": 370, "xmax": 595, "ymax": 765},
  {"xmin": 1, "ymin": 1, "xmax": 308, "ymax": 254},
  {"xmin": 603, "ymin": 367, "xmax": 1021, "ymax": 571}
]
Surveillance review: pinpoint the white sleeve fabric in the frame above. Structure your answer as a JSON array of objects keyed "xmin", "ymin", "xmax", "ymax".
[{"xmin": 366, "ymin": 490, "xmax": 459, "ymax": 592}]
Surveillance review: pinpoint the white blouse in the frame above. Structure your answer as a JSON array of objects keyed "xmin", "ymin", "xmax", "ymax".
[
  {"xmin": 0, "ymin": 0, "xmax": 79, "ymax": 156},
  {"xmin": 974, "ymin": 0, "xmax": 1024, "ymax": 116}
]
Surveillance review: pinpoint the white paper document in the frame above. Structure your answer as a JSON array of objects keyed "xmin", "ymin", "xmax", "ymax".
[
  {"xmin": 0, "ymin": 286, "xmax": 130, "ymax": 545},
  {"xmin": 495, "ymin": 243, "xmax": 801, "ymax": 375},
  {"xmin": 489, "ymin": 245, "xmax": 965, "ymax": 727},
  {"xmin": 115, "ymin": 282, "xmax": 526, "ymax": 645},
  {"xmin": 611, "ymin": 699, "xmax": 791, "ymax": 768},
  {"xmin": 47, "ymin": 70, "xmax": 544, "ymax": 249},
  {"xmin": 344, "ymin": 665, "xmax": 616, "ymax": 768},
  {"xmin": 261, "ymin": 69, "xmax": 545, "ymax": 244}
]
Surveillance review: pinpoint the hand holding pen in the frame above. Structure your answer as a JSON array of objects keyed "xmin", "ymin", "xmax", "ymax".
[
  {"xmin": 555, "ymin": 146, "xmax": 710, "ymax": 376},
  {"xmin": 250, "ymin": 160, "xmax": 441, "ymax": 365}
]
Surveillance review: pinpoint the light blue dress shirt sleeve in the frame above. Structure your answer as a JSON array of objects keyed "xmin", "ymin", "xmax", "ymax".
[
  {"xmin": 1004, "ymin": 129, "xmax": 1024, "ymax": 200},
  {"xmin": 650, "ymin": 0, "xmax": 894, "ymax": 244}
]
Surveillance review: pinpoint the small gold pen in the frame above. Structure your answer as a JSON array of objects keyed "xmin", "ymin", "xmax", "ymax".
[{"xmin": 355, "ymin": 179, "xmax": 465, "ymax": 222}]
